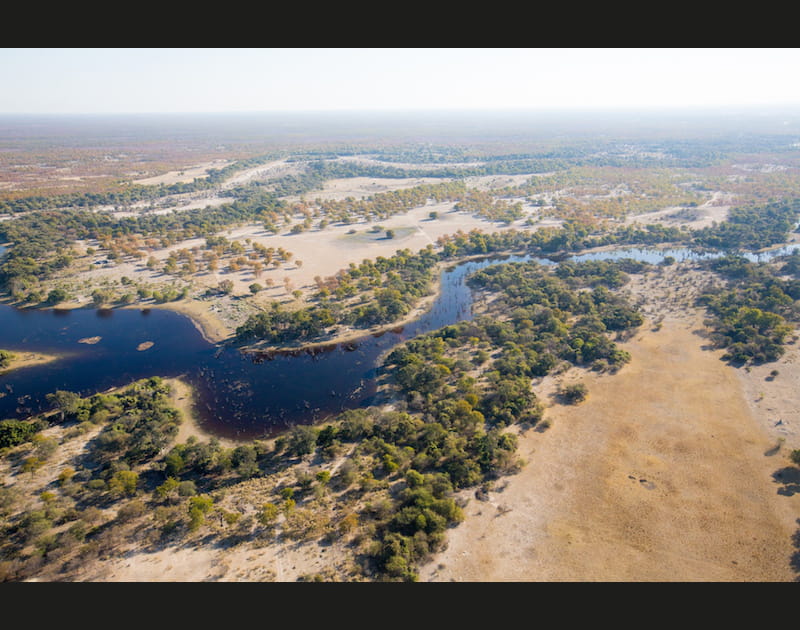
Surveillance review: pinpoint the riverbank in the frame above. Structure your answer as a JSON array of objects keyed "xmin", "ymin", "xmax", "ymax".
[
  {"xmin": 165, "ymin": 376, "xmax": 241, "ymax": 448},
  {"xmin": 238, "ymin": 262, "xmax": 447, "ymax": 354},
  {"xmin": 139, "ymin": 301, "xmax": 234, "ymax": 345},
  {"xmin": 0, "ymin": 349, "xmax": 61, "ymax": 375},
  {"xmin": 107, "ymin": 237, "xmax": 800, "ymax": 356}
]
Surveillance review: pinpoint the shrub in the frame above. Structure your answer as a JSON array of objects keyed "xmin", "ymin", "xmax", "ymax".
[
  {"xmin": 0, "ymin": 419, "xmax": 39, "ymax": 448},
  {"xmin": 560, "ymin": 382, "xmax": 588, "ymax": 404},
  {"xmin": 0, "ymin": 349, "xmax": 15, "ymax": 368},
  {"xmin": 46, "ymin": 287, "xmax": 70, "ymax": 304}
]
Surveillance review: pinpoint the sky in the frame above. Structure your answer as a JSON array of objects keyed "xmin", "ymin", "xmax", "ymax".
[{"xmin": 2, "ymin": 48, "xmax": 800, "ymax": 115}]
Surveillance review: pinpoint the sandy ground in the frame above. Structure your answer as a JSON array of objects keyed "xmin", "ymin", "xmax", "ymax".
[
  {"xmin": 624, "ymin": 191, "xmax": 735, "ymax": 230},
  {"xmin": 219, "ymin": 159, "xmax": 299, "ymax": 189},
  {"xmin": 132, "ymin": 160, "xmax": 234, "ymax": 186},
  {"xmin": 107, "ymin": 194, "xmax": 236, "ymax": 219},
  {"xmin": 291, "ymin": 173, "xmax": 541, "ymax": 204},
  {"xmin": 60, "ymin": 201, "xmax": 547, "ymax": 345},
  {"xmin": 734, "ymin": 339, "xmax": 800, "ymax": 448},
  {"xmin": 0, "ymin": 350, "xmax": 61, "ymax": 375},
  {"xmin": 287, "ymin": 176, "xmax": 446, "ymax": 203}
]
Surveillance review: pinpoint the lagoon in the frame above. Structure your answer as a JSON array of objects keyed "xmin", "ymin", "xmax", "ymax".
[{"xmin": 0, "ymin": 245, "xmax": 796, "ymax": 440}]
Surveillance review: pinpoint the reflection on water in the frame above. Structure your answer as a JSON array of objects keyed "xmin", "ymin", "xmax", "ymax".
[{"xmin": 0, "ymin": 245, "xmax": 796, "ymax": 440}]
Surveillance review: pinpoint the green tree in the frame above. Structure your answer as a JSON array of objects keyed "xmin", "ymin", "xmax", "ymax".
[
  {"xmin": 155, "ymin": 477, "xmax": 181, "ymax": 501},
  {"xmin": 559, "ymin": 382, "xmax": 588, "ymax": 404},
  {"xmin": 285, "ymin": 425, "xmax": 318, "ymax": 457},
  {"xmin": 258, "ymin": 502, "xmax": 280, "ymax": 526},
  {"xmin": 108, "ymin": 470, "xmax": 139, "ymax": 497},
  {"xmin": 218, "ymin": 279, "xmax": 234, "ymax": 294},
  {"xmin": 46, "ymin": 287, "xmax": 70, "ymax": 304},
  {"xmin": 0, "ymin": 419, "xmax": 38, "ymax": 448},
  {"xmin": 188, "ymin": 494, "xmax": 214, "ymax": 531},
  {"xmin": 0, "ymin": 349, "xmax": 14, "ymax": 368},
  {"xmin": 46, "ymin": 390, "xmax": 83, "ymax": 421}
]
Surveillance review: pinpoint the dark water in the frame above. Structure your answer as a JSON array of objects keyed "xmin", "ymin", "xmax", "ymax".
[
  {"xmin": 0, "ymin": 245, "xmax": 796, "ymax": 440},
  {"xmin": 0, "ymin": 254, "xmax": 530, "ymax": 440}
]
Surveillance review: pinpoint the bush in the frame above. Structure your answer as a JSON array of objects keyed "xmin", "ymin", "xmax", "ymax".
[
  {"xmin": 0, "ymin": 419, "xmax": 39, "ymax": 448},
  {"xmin": 46, "ymin": 287, "xmax": 70, "ymax": 304},
  {"xmin": 0, "ymin": 349, "xmax": 15, "ymax": 368},
  {"xmin": 559, "ymin": 382, "xmax": 588, "ymax": 404}
]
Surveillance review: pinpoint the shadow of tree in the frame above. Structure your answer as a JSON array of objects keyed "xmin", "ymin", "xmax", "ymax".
[
  {"xmin": 791, "ymin": 520, "xmax": 800, "ymax": 581},
  {"xmin": 772, "ymin": 466, "xmax": 800, "ymax": 496},
  {"xmin": 764, "ymin": 442, "xmax": 784, "ymax": 457}
]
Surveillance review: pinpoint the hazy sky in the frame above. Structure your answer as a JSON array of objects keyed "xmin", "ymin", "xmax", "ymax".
[{"xmin": 2, "ymin": 48, "xmax": 800, "ymax": 115}]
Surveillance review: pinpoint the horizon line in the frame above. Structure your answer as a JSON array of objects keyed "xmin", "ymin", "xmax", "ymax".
[{"xmin": 2, "ymin": 104, "xmax": 800, "ymax": 117}]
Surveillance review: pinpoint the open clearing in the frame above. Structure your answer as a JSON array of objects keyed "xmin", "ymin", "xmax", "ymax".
[{"xmin": 132, "ymin": 159, "xmax": 235, "ymax": 186}]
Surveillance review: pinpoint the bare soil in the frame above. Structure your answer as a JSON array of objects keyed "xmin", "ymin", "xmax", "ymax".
[
  {"xmin": 0, "ymin": 350, "xmax": 60, "ymax": 375},
  {"xmin": 132, "ymin": 160, "xmax": 234, "ymax": 186}
]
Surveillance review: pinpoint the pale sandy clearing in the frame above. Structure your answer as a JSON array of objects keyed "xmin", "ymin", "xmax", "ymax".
[
  {"xmin": 107, "ymin": 194, "xmax": 236, "ymax": 219},
  {"xmin": 220, "ymin": 159, "xmax": 299, "ymax": 189},
  {"xmin": 463, "ymin": 173, "xmax": 540, "ymax": 190},
  {"xmin": 420, "ymin": 262, "xmax": 800, "ymax": 581},
  {"xmin": 287, "ymin": 176, "xmax": 446, "ymax": 204},
  {"xmin": 188, "ymin": 202, "xmax": 541, "ymax": 296},
  {"xmin": 59, "ymin": 202, "xmax": 549, "ymax": 343},
  {"xmin": 132, "ymin": 160, "xmax": 234, "ymax": 186},
  {"xmin": 336, "ymin": 155, "xmax": 485, "ymax": 171},
  {"xmin": 0, "ymin": 350, "xmax": 61, "ymax": 375},
  {"xmin": 624, "ymin": 191, "xmax": 735, "ymax": 230}
]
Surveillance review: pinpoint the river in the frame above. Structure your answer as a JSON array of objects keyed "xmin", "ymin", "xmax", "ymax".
[{"xmin": 0, "ymin": 244, "xmax": 796, "ymax": 440}]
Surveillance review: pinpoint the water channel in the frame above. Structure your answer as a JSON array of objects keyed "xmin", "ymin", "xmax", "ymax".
[{"xmin": 0, "ymin": 244, "xmax": 796, "ymax": 440}]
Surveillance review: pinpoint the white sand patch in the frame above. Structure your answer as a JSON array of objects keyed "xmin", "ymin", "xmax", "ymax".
[
  {"xmin": 220, "ymin": 159, "xmax": 299, "ymax": 189},
  {"xmin": 289, "ymin": 176, "xmax": 446, "ymax": 203},
  {"xmin": 133, "ymin": 160, "xmax": 234, "ymax": 186},
  {"xmin": 107, "ymin": 194, "xmax": 235, "ymax": 218},
  {"xmin": 624, "ymin": 191, "xmax": 733, "ymax": 230},
  {"xmin": 337, "ymin": 155, "xmax": 484, "ymax": 171}
]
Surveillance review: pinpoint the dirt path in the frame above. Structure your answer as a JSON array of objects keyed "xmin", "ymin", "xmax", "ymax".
[{"xmin": 420, "ymin": 311, "xmax": 800, "ymax": 581}]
